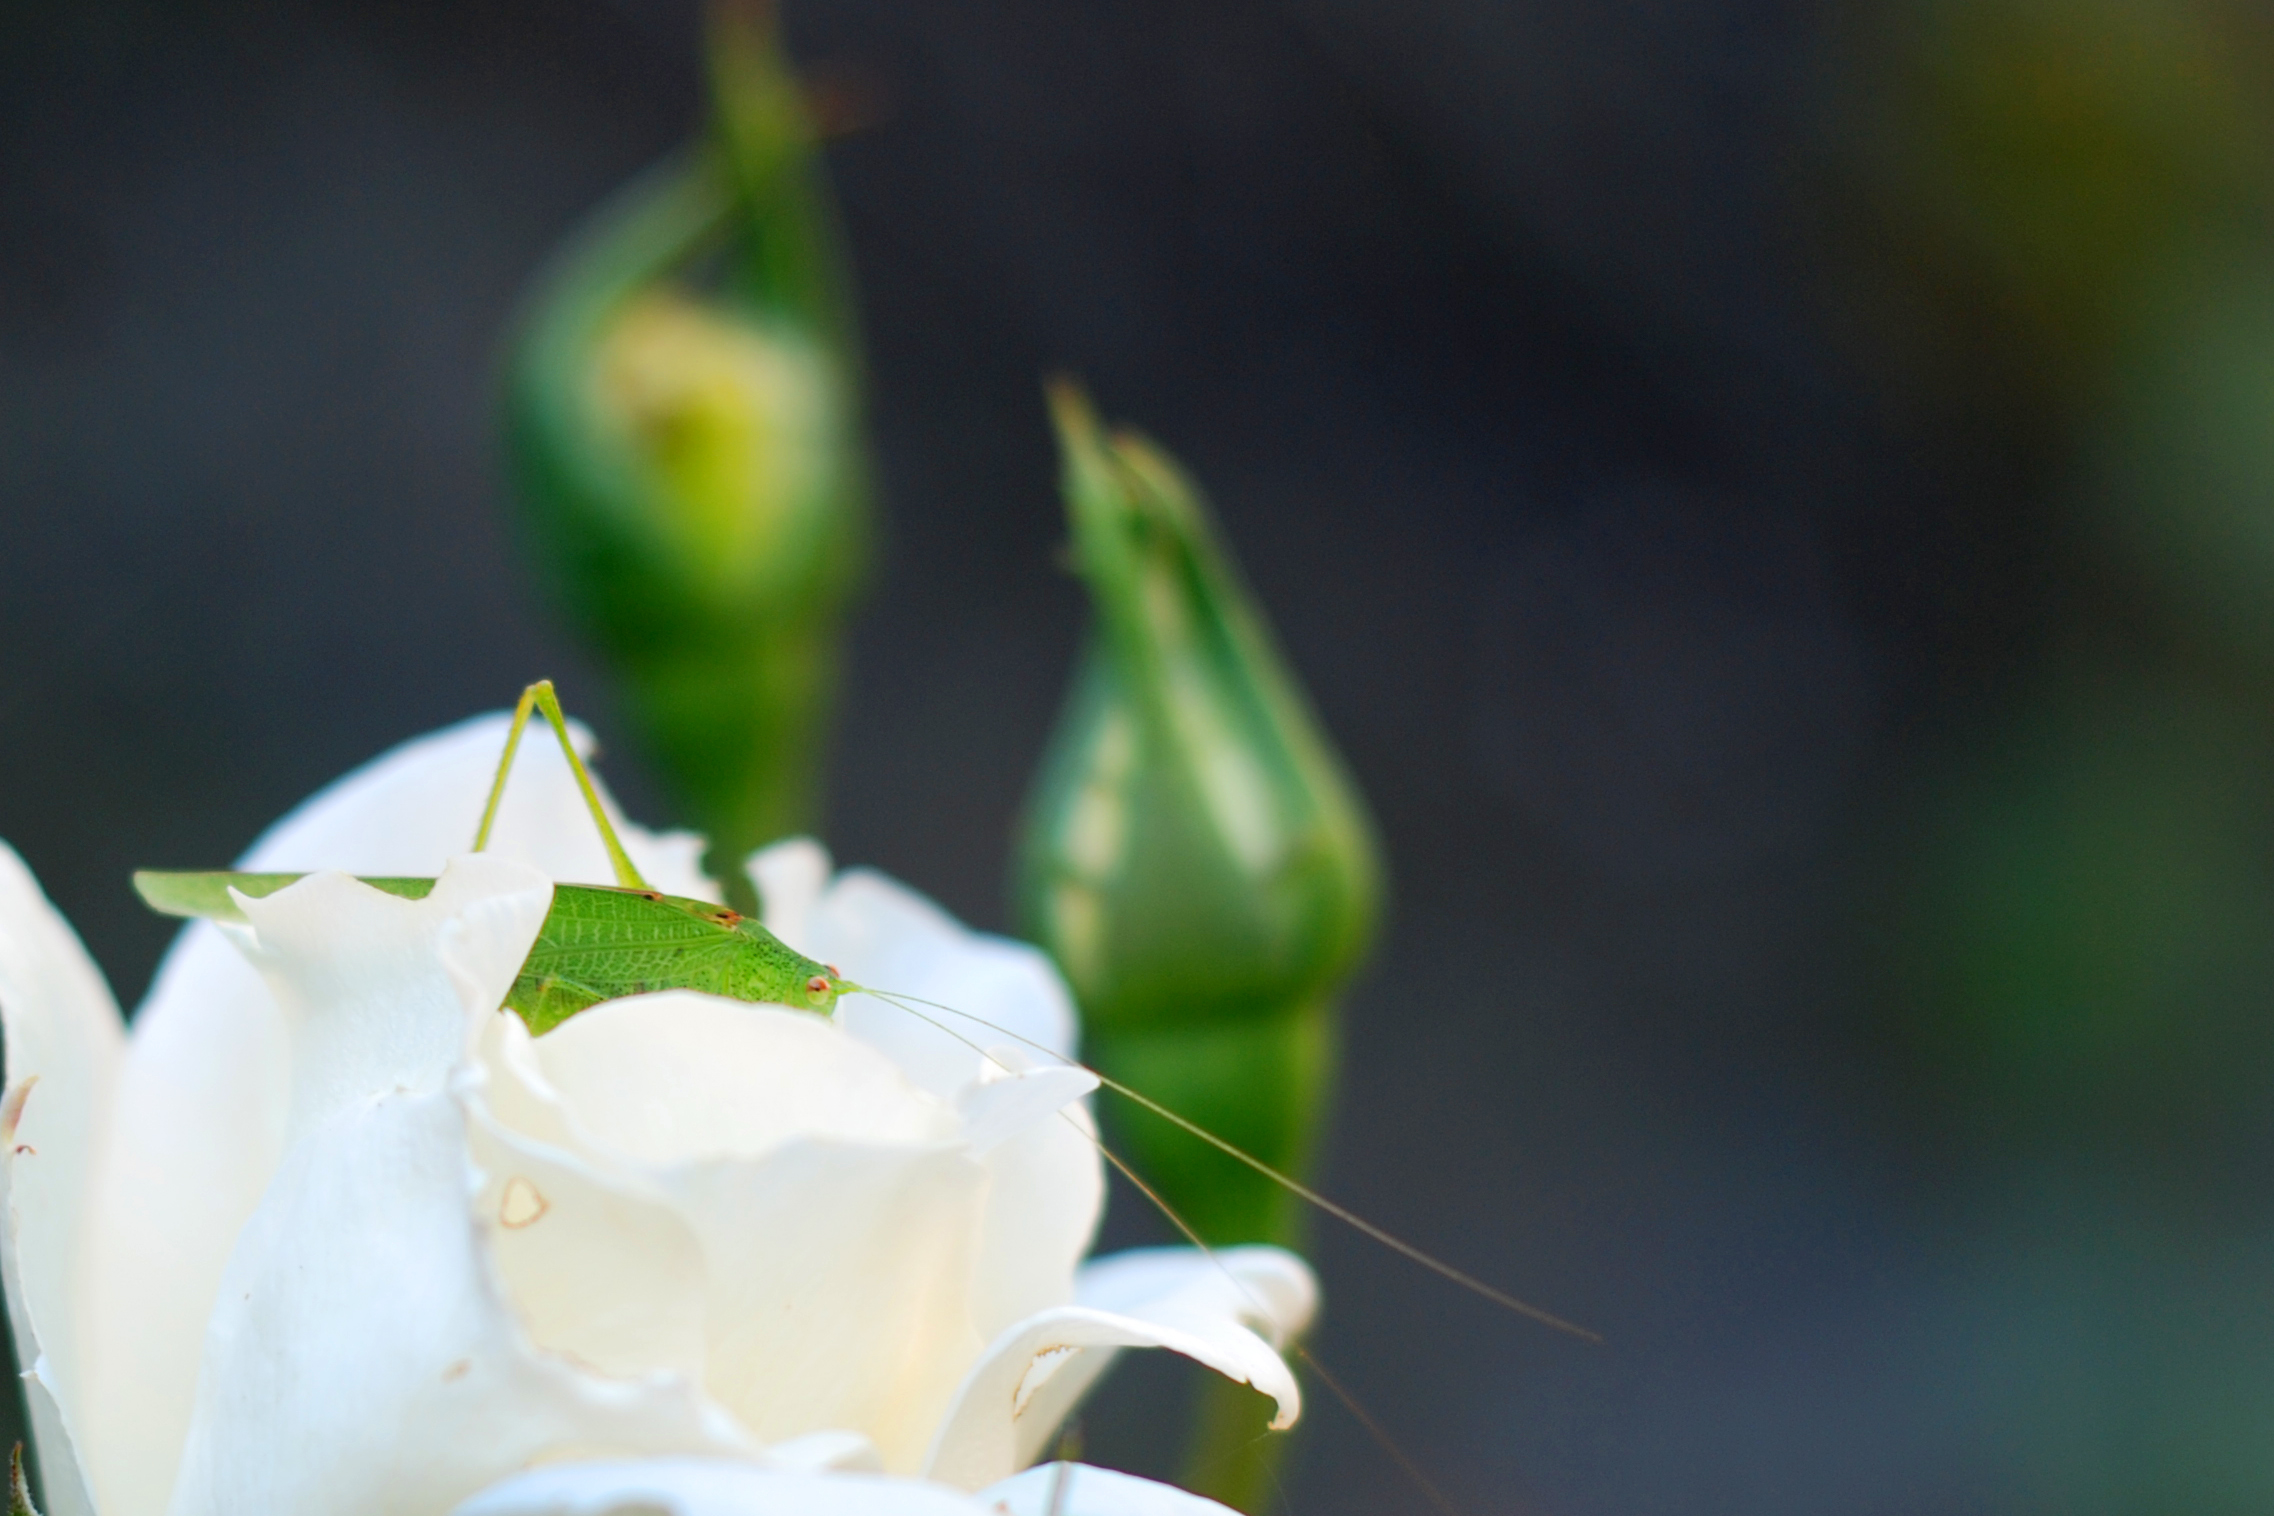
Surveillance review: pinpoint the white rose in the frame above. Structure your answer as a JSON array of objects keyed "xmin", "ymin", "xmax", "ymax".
[{"xmin": 0, "ymin": 714, "xmax": 1316, "ymax": 1516}]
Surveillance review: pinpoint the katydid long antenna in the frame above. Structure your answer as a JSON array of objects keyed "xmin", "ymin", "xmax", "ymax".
[
  {"xmin": 852, "ymin": 983, "xmax": 1481, "ymax": 1516},
  {"xmin": 847, "ymin": 983, "xmax": 1600, "ymax": 1344}
]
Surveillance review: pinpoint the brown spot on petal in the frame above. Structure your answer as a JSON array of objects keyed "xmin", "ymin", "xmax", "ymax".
[
  {"xmin": 1011, "ymin": 1344, "xmax": 1080, "ymax": 1418},
  {"xmin": 1, "ymin": 1077, "xmax": 38, "ymax": 1144},
  {"xmin": 442, "ymin": 1358, "xmax": 472, "ymax": 1383},
  {"xmin": 499, "ymin": 1177, "xmax": 549, "ymax": 1229}
]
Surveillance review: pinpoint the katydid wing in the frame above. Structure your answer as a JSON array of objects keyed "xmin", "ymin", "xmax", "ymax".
[{"xmin": 132, "ymin": 869, "xmax": 846, "ymax": 1032}]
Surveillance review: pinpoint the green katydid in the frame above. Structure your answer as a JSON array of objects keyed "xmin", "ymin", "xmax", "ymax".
[
  {"xmin": 134, "ymin": 680, "xmax": 850, "ymax": 1034},
  {"xmin": 134, "ymin": 680, "xmax": 1593, "ymax": 1347}
]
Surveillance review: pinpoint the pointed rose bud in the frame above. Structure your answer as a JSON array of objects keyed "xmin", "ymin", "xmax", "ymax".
[
  {"xmin": 504, "ymin": 0, "xmax": 868, "ymax": 894},
  {"xmin": 1015, "ymin": 383, "xmax": 1383, "ymax": 1252}
]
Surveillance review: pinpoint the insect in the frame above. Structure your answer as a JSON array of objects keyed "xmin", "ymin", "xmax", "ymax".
[
  {"xmin": 134, "ymin": 680, "xmax": 1594, "ymax": 1515},
  {"xmin": 134, "ymin": 680, "xmax": 852, "ymax": 1033},
  {"xmin": 135, "ymin": 682, "xmax": 1590, "ymax": 1332},
  {"xmin": 136, "ymin": 682, "xmax": 1587, "ymax": 1318}
]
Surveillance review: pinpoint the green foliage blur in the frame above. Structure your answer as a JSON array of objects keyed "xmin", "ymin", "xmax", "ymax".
[
  {"xmin": 1014, "ymin": 385, "xmax": 1381, "ymax": 1509},
  {"xmin": 1844, "ymin": 0, "xmax": 2274, "ymax": 1128},
  {"xmin": 1839, "ymin": 3, "xmax": 2274, "ymax": 1504},
  {"xmin": 503, "ymin": 0, "xmax": 868, "ymax": 899}
]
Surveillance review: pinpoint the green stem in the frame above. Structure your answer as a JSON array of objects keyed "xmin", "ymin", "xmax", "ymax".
[{"xmin": 1181, "ymin": 1371, "xmax": 1295, "ymax": 1514}]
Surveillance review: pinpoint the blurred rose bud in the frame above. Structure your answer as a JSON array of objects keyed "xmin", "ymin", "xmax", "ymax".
[
  {"xmin": 1015, "ymin": 382, "xmax": 1382, "ymax": 1252},
  {"xmin": 504, "ymin": 1, "xmax": 868, "ymax": 895}
]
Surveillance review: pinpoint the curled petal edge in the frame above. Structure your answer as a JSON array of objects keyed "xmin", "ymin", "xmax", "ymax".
[
  {"xmin": 453, "ymin": 1460, "xmax": 972, "ymax": 1516},
  {"xmin": 920, "ymin": 1246, "xmax": 1317, "ymax": 1492},
  {"xmin": 982, "ymin": 1462, "xmax": 1241, "ymax": 1516},
  {"xmin": 452, "ymin": 1458, "xmax": 1238, "ymax": 1516}
]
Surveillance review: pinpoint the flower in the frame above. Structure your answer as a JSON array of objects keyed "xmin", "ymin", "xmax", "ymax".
[{"xmin": 0, "ymin": 713, "xmax": 1316, "ymax": 1516}]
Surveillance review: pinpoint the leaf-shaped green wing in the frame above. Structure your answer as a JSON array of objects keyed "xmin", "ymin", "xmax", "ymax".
[
  {"xmin": 131, "ymin": 871, "xmax": 847, "ymax": 1031},
  {"xmin": 133, "ymin": 871, "xmax": 436, "ymax": 924}
]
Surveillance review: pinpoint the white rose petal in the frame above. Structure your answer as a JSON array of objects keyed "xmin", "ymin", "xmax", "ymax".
[
  {"xmin": 958, "ymin": 1056, "xmax": 1101, "ymax": 1342},
  {"xmin": 0, "ymin": 844, "xmax": 121, "ymax": 1516},
  {"xmin": 164, "ymin": 1090, "xmax": 751, "ymax": 1516},
  {"xmin": 78, "ymin": 919, "xmax": 284, "ymax": 1516},
  {"xmin": 980, "ymin": 1462, "xmax": 1245, "ymax": 1516},
  {"xmin": 465, "ymin": 993, "xmax": 1096, "ymax": 1473},
  {"xmin": 224, "ymin": 857, "xmax": 554, "ymax": 1144},
  {"xmin": 922, "ymin": 1246, "xmax": 1317, "ymax": 1491},
  {"xmin": 77, "ymin": 712, "xmax": 713, "ymax": 1516},
  {"xmin": 452, "ymin": 1458, "xmax": 1242, "ymax": 1516},
  {"xmin": 163, "ymin": 859, "xmax": 750, "ymax": 1516}
]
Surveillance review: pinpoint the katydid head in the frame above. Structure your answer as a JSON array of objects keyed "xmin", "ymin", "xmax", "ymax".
[{"xmin": 800, "ymin": 963, "xmax": 851, "ymax": 1012}]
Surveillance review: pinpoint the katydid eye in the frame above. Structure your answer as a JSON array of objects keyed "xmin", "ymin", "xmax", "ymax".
[{"xmin": 806, "ymin": 975, "xmax": 831, "ymax": 997}]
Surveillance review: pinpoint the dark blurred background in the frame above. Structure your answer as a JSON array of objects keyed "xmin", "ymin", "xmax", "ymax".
[{"xmin": 8, "ymin": 1, "xmax": 2274, "ymax": 1511}]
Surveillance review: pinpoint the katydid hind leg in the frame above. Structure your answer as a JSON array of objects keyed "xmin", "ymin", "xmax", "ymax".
[
  {"xmin": 470, "ymin": 680, "xmax": 651, "ymax": 892},
  {"xmin": 472, "ymin": 683, "xmax": 544, "ymax": 856}
]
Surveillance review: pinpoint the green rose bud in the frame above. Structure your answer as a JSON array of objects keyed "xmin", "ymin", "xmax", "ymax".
[
  {"xmin": 1016, "ymin": 382, "xmax": 1382, "ymax": 1251},
  {"xmin": 1015, "ymin": 384, "xmax": 1381, "ymax": 1510},
  {"xmin": 504, "ymin": 1, "xmax": 868, "ymax": 899}
]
